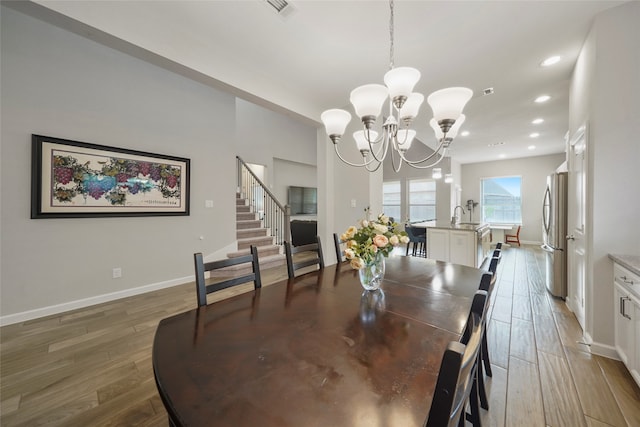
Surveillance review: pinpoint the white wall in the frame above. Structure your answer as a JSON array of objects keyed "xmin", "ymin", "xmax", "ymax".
[
  {"xmin": 569, "ymin": 1, "xmax": 640, "ymax": 351},
  {"xmin": 273, "ymin": 158, "xmax": 317, "ymax": 220},
  {"xmin": 235, "ymin": 98, "xmax": 317, "ymax": 187},
  {"xmin": 0, "ymin": 6, "xmax": 319, "ymax": 323},
  {"xmin": 461, "ymin": 154, "xmax": 566, "ymax": 243}
]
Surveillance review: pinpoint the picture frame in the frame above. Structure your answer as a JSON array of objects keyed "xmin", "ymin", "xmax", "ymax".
[{"xmin": 31, "ymin": 134, "xmax": 190, "ymax": 218}]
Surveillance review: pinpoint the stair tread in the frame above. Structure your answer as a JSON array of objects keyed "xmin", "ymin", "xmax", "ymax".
[
  {"xmin": 228, "ymin": 244, "xmax": 281, "ymax": 258},
  {"xmin": 237, "ymin": 235, "xmax": 274, "ymax": 243}
]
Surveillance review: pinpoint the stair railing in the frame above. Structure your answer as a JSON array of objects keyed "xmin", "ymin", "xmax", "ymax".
[{"xmin": 237, "ymin": 156, "xmax": 291, "ymax": 245}]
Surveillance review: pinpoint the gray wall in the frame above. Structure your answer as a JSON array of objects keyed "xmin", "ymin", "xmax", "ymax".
[
  {"xmin": 461, "ymin": 154, "xmax": 566, "ymax": 243},
  {"xmin": 569, "ymin": 1, "xmax": 640, "ymax": 351},
  {"xmin": 0, "ymin": 6, "xmax": 318, "ymax": 323}
]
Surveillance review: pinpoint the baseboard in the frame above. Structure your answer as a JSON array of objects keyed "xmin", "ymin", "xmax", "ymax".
[
  {"xmin": 589, "ymin": 340, "xmax": 619, "ymax": 360},
  {"xmin": 0, "ymin": 275, "xmax": 192, "ymax": 327}
]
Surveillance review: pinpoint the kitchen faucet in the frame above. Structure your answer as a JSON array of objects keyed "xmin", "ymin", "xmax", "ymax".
[{"xmin": 452, "ymin": 205, "xmax": 466, "ymax": 225}]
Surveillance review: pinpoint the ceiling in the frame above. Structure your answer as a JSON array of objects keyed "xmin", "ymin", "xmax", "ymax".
[{"xmin": 17, "ymin": 0, "xmax": 626, "ymax": 164}]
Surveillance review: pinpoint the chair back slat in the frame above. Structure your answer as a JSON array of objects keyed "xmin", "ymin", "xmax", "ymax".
[
  {"xmin": 284, "ymin": 236, "xmax": 325, "ymax": 279},
  {"xmin": 193, "ymin": 245, "xmax": 261, "ymax": 307},
  {"xmin": 333, "ymin": 233, "xmax": 344, "ymax": 262}
]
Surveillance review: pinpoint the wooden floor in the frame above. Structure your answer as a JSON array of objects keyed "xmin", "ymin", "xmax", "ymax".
[{"xmin": 1, "ymin": 246, "xmax": 639, "ymax": 426}]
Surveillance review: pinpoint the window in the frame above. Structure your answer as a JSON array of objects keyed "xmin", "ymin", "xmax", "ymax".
[
  {"xmin": 481, "ymin": 176, "xmax": 522, "ymax": 224},
  {"xmin": 409, "ymin": 179, "xmax": 436, "ymax": 222},
  {"xmin": 382, "ymin": 181, "xmax": 401, "ymax": 221}
]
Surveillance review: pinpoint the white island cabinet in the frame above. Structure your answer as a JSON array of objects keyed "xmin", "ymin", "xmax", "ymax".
[
  {"xmin": 610, "ymin": 254, "xmax": 640, "ymax": 388},
  {"xmin": 415, "ymin": 221, "xmax": 489, "ymax": 268}
]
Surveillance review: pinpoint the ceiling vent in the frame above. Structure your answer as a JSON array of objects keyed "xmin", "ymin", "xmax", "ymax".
[{"xmin": 265, "ymin": 0, "xmax": 293, "ymax": 16}]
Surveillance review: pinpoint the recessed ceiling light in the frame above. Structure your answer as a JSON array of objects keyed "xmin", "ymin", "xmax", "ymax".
[
  {"xmin": 461, "ymin": 130, "xmax": 470, "ymax": 137},
  {"xmin": 541, "ymin": 56, "xmax": 561, "ymax": 67},
  {"xmin": 528, "ymin": 145, "xmax": 536, "ymax": 150},
  {"xmin": 529, "ymin": 132, "xmax": 540, "ymax": 138},
  {"xmin": 483, "ymin": 87, "xmax": 494, "ymax": 96},
  {"xmin": 532, "ymin": 118, "xmax": 544, "ymax": 124},
  {"xmin": 498, "ymin": 154, "xmax": 507, "ymax": 159},
  {"xmin": 535, "ymin": 95, "xmax": 551, "ymax": 103}
]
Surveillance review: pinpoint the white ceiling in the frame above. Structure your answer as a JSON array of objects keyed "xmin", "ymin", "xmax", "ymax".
[{"xmin": 20, "ymin": 0, "xmax": 627, "ymax": 164}]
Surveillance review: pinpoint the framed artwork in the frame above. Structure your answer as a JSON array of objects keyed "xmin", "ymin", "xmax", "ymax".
[{"xmin": 31, "ymin": 134, "xmax": 190, "ymax": 218}]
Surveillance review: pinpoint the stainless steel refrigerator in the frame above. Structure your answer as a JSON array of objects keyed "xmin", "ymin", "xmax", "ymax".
[{"xmin": 541, "ymin": 172, "xmax": 568, "ymax": 298}]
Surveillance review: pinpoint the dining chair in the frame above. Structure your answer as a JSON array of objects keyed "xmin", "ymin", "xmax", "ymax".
[
  {"xmin": 495, "ymin": 242, "xmax": 502, "ymax": 251},
  {"xmin": 426, "ymin": 292, "xmax": 485, "ymax": 427},
  {"xmin": 459, "ymin": 290, "xmax": 489, "ymax": 424},
  {"xmin": 193, "ymin": 245, "xmax": 262, "ymax": 307},
  {"xmin": 478, "ymin": 273, "xmax": 494, "ymax": 378},
  {"xmin": 333, "ymin": 233, "xmax": 345, "ymax": 263},
  {"xmin": 284, "ymin": 235, "xmax": 325, "ymax": 279},
  {"xmin": 505, "ymin": 225, "xmax": 521, "ymax": 246},
  {"xmin": 405, "ymin": 225, "xmax": 426, "ymax": 257}
]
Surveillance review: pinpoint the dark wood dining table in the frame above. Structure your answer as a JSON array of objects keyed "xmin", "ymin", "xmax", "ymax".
[{"xmin": 153, "ymin": 255, "xmax": 485, "ymax": 427}]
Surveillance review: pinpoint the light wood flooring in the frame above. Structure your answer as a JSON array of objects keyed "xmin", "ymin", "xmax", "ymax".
[{"xmin": 1, "ymin": 245, "xmax": 639, "ymax": 426}]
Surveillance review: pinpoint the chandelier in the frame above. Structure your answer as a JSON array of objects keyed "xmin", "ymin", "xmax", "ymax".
[{"xmin": 320, "ymin": 0, "xmax": 473, "ymax": 173}]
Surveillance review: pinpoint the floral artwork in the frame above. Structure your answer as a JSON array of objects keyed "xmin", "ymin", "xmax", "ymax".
[
  {"xmin": 52, "ymin": 153, "xmax": 181, "ymax": 206},
  {"xmin": 32, "ymin": 135, "xmax": 190, "ymax": 218},
  {"xmin": 340, "ymin": 209, "xmax": 409, "ymax": 270}
]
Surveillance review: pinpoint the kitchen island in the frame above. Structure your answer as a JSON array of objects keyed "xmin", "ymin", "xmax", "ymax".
[{"xmin": 412, "ymin": 220, "xmax": 491, "ymax": 268}]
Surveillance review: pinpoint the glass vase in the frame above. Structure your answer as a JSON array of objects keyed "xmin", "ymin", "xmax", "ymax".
[{"xmin": 358, "ymin": 251, "xmax": 385, "ymax": 291}]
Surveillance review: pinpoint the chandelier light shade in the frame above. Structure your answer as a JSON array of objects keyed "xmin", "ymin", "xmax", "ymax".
[
  {"xmin": 321, "ymin": 109, "xmax": 352, "ymax": 142},
  {"xmin": 350, "ymin": 84, "xmax": 389, "ymax": 123},
  {"xmin": 354, "ymin": 130, "xmax": 379, "ymax": 152},
  {"xmin": 399, "ymin": 93, "xmax": 424, "ymax": 122},
  {"xmin": 384, "ymin": 67, "xmax": 421, "ymax": 107},
  {"xmin": 320, "ymin": 0, "xmax": 473, "ymax": 172},
  {"xmin": 427, "ymin": 87, "xmax": 473, "ymax": 131},
  {"xmin": 430, "ymin": 114, "xmax": 466, "ymax": 140}
]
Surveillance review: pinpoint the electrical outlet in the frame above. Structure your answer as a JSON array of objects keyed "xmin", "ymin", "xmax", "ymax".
[{"xmin": 112, "ymin": 267, "xmax": 122, "ymax": 279}]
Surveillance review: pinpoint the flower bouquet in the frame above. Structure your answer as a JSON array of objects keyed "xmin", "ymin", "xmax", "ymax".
[{"xmin": 340, "ymin": 212, "xmax": 409, "ymax": 290}]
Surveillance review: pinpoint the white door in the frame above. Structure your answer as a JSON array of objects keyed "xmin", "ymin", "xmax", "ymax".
[{"xmin": 567, "ymin": 124, "xmax": 587, "ymax": 330}]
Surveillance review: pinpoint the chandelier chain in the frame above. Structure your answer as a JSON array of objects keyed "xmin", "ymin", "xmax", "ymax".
[{"xmin": 389, "ymin": 0, "xmax": 394, "ymax": 70}]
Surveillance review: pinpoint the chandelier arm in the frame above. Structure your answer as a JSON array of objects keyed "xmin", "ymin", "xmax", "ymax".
[
  {"xmin": 399, "ymin": 138, "xmax": 447, "ymax": 165},
  {"xmin": 365, "ymin": 158, "xmax": 383, "ymax": 173},
  {"xmin": 364, "ymin": 128, "xmax": 389, "ymax": 163},
  {"xmin": 398, "ymin": 148, "xmax": 449, "ymax": 169},
  {"xmin": 389, "ymin": 143, "xmax": 404, "ymax": 173},
  {"xmin": 333, "ymin": 144, "xmax": 378, "ymax": 168}
]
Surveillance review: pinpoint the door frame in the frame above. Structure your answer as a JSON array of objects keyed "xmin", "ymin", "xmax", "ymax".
[{"xmin": 566, "ymin": 122, "xmax": 589, "ymax": 335}]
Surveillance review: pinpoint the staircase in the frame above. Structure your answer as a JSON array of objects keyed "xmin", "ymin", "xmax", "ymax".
[{"xmin": 209, "ymin": 193, "xmax": 286, "ymax": 278}]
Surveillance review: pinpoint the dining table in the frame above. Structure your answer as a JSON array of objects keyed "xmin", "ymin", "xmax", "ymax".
[{"xmin": 153, "ymin": 255, "xmax": 485, "ymax": 427}]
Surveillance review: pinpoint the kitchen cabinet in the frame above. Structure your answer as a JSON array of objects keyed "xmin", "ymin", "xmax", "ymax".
[
  {"xmin": 426, "ymin": 226, "xmax": 484, "ymax": 268},
  {"xmin": 449, "ymin": 230, "xmax": 476, "ymax": 266},
  {"xmin": 426, "ymin": 228, "xmax": 449, "ymax": 263},
  {"xmin": 613, "ymin": 261, "xmax": 640, "ymax": 387}
]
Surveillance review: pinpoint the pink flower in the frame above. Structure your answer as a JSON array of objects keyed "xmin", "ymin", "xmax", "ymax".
[
  {"xmin": 373, "ymin": 234, "xmax": 389, "ymax": 248},
  {"xmin": 350, "ymin": 258, "xmax": 364, "ymax": 269}
]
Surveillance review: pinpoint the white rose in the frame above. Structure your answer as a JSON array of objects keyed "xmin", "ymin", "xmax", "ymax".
[
  {"xmin": 380, "ymin": 215, "xmax": 389, "ymax": 224},
  {"xmin": 360, "ymin": 219, "xmax": 369, "ymax": 228},
  {"xmin": 400, "ymin": 235, "xmax": 410, "ymax": 244},
  {"xmin": 344, "ymin": 248, "xmax": 355, "ymax": 259},
  {"xmin": 373, "ymin": 223, "xmax": 388, "ymax": 234},
  {"xmin": 389, "ymin": 235, "xmax": 399, "ymax": 246}
]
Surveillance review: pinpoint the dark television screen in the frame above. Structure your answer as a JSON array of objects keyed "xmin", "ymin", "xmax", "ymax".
[{"xmin": 288, "ymin": 186, "xmax": 317, "ymax": 215}]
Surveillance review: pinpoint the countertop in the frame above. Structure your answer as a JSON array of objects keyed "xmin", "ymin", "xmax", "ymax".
[
  {"xmin": 410, "ymin": 220, "xmax": 489, "ymax": 232},
  {"xmin": 609, "ymin": 254, "xmax": 640, "ymax": 276}
]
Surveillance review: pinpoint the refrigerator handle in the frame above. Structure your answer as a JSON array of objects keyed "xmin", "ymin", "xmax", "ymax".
[{"xmin": 542, "ymin": 187, "xmax": 551, "ymax": 234}]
